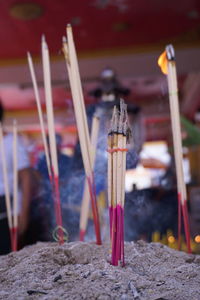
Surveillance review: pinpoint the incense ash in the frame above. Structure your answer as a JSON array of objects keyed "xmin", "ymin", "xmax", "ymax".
[{"xmin": 0, "ymin": 241, "xmax": 200, "ymax": 300}]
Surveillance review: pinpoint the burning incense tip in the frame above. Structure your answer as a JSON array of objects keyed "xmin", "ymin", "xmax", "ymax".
[{"xmin": 166, "ymin": 44, "xmax": 175, "ymax": 61}]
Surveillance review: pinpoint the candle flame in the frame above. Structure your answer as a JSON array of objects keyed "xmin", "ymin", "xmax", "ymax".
[{"xmin": 158, "ymin": 50, "xmax": 168, "ymax": 75}]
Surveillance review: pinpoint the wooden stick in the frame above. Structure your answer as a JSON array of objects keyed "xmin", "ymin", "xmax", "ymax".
[
  {"xmin": 0, "ymin": 123, "xmax": 13, "ymax": 249},
  {"xmin": 27, "ymin": 51, "xmax": 51, "ymax": 179},
  {"xmin": 66, "ymin": 25, "xmax": 91, "ymax": 161},
  {"xmin": 107, "ymin": 115, "xmax": 114, "ymax": 238},
  {"xmin": 12, "ymin": 120, "xmax": 18, "ymax": 251},
  {"xmin": 62, "ymin": 29, "xmax": 101, "ymax": 245},
  {"xmin": 79, "ymin": 115, "xmax": 100, "ymax": 241},
  {"xmin": 163, "ymin": 45, "xmax": 191, "ymax": 253},
  {"xmin": 116, "ymin": 105, "xmax": 124, "ymax": 265},
  {"xmin": 41, "ymin": 35, "xmax": 64, "ymax": 244},
  {"xmin": 166, "ymin": 58, "xmax": 183, "ymax": 249}
]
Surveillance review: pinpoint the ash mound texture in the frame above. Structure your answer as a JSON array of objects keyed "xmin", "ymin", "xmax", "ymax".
[{"xmin": 0, "ymin": 241, "xmax": 200, "ymax": 300}]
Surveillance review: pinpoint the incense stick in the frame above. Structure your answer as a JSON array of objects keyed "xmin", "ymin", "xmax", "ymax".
[
  {"xmin": 0, "ymin": 123, "xmax": 13, "ymax": 250},
  {"xmin": 12, "ymin": 120, "xmax": 18, "ymax": 251},
  {"xmin": 27, "ymin": 51, "xmax": 51, "ymax": 179},
  {"xmin": 62, "ymin": 27, "xmax": 101, "ymax": 245},
  {"xmin": 79, "ymin": 115, "xmax": 100, "ymax": 241},
  {"xmin": 41, "ymin": 35, "xmax": 64, "ymax": 244},
  {"xmin": 158, "ymin": 45, "xmax": 191, "ymax": 253},
  {"xmin": 107, "ymin": 111, "xmax": 114, "ymax": 237}
]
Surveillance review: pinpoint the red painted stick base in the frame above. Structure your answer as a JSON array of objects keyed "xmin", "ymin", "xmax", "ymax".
[
  {"xmin": 79, "ymin": 229, "xmax": 86, "ymax": 241},
  {"xmin": 11, "ymin": 227, "xmax": 18, "ymax": 252},
  {"xmin": 110, "ymin": 205, "xmax": 125, "ymax": 267},
  {"xmin": 177, "ymin": 192, "xmax": 191, "ymax": 254},
  {"xmin": 182, "ymin": 201, "xmax": 192, "ymax": 254},
  {"xmin": 53, "ymin": 174, "xmax": 64, "ymax": 245},
  {"xmin": 177, "ymin": 193, "xmax": 182, "ymax": 251}
]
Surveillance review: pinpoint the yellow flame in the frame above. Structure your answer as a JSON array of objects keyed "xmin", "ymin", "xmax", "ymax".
[
  {"xmin": 194, "ymin": 235, "xmax": 200, "ymax": 243},
  {"xmin": 158, "ymin": 50, "xmax": 168, "ymax": 75}
]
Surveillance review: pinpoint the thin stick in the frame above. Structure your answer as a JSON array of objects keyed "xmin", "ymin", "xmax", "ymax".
[
  {"xmin": 111, "ymin": 110, "xmax": 119, "ymax": 265},
  {"xmin": 12, "ymin": 120, "xmax": 18, "ymax": 251},
  {"xmin": 107, "ymin": 132, "xmax": 114, "ymax": 237},
  {"xmin": 79, "ymin": 115, "xmax": 100, "ymax": 240},
  {"xmin": 27, "ymin": 51, "xmax": 51, "ymax": 179},
  {"xmin": 116, "ymin": 105, "xmax": 124, "ymax": 265},
  {"xmin": 41, "ymin": 35, "xmax": 64, "ymax": 244},
  {"xmin": 0, "ymin": 123, "xmax": 13, "ymax": 249}
]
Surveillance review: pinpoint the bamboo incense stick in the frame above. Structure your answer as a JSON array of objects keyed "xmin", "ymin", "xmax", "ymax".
[
  {"xmin": 27, "ymin": 51, "xmax": 51, "ymax": 179},
  {"xmin": 0, "ymin": 123, "xmax": 13, "ymax": 250},
  {"xmin": 79, "ymin": 115, "xmax": 100, "ymax": 241},
  {"xmin": 41, "ymin": 35, "xmax": 64, "ymax": 244},
  {"xmin": 66, "ymin": 25, "xmax": 91, "ymax": 159},
  {"xmin": 121, "ymin": 107, "xmax": 131, "ymax": 265},
  {"xmin": 12, "ymin": 120, "xmax": 18, "ymax": 251},
  {"xmin": 62, "ymin": 29, "xmax": 101, "ymax": 245},
  {"xmin": 158, "ymin": 45, "xmax": 191, "ymax": 253},
  {"xmin": 107, "ymin": 109, "xmax": 116, "ymax": 238}
]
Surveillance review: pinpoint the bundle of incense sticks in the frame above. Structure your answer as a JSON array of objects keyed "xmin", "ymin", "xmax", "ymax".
[
  {"xmin": 108, "ymin": 99, "xmax": 131, "ymax": 266},
  {"xmin": 158, "ymin": 45, "xmax": 191, "ymax": 253},
  {"xmin": 62, "ymin": 25, "xmax": 101, "ymax": 245},
  {"xmin": 0, "ymin": 120, "xmax": 18, "ymax": 251}
]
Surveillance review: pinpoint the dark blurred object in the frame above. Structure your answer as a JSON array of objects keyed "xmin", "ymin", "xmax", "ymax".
[
  {"xmin": 90, "ymin": 67, "xmax": 140, "ymax": 114},
  {"xmin": 90, "ymin": 68, "xmax": 130, "ymax": 100}
]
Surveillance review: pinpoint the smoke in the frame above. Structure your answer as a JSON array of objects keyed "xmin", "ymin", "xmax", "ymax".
[{"xmin": 124, "ymin": 188, "xmax": 178, "ymax": 242}]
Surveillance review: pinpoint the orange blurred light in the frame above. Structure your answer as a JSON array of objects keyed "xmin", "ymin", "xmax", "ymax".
[
  {"xmin": 194, "ymin": 235, "xmax": 200, "ymax": 243},
  {"xmin": 158, "ymin": 51, "xmax": 168, "ymax": 75},
  {"xmin": 168, "ymin": 236, "xmax": 175, "ymax": 243}
]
